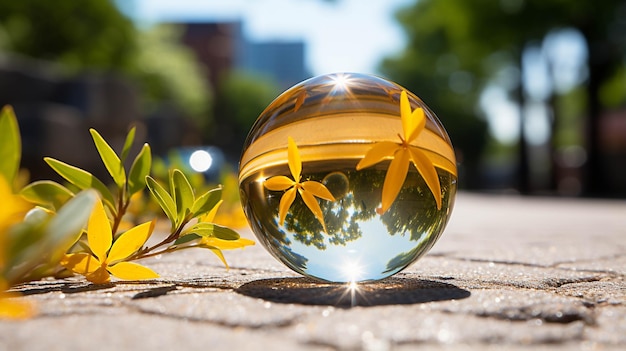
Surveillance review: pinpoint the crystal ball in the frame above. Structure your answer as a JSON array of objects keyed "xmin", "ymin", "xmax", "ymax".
[{"xmin": 239, "ymin": 73, "xmax": 457, "ymax": 282}]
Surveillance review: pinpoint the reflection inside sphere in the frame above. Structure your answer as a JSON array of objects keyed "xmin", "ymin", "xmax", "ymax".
[{"xmin": 239, "ymin": 73, "xmax": 457, "ymax": 283}]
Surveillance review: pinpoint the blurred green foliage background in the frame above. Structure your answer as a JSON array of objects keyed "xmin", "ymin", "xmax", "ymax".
[
  {"xmin": 0, "ymin": 0, "xmax": 624, "ymax": 197},
  {"xmin": 382, "ymin": 0, "xmax": 626, "ymax": 197}
]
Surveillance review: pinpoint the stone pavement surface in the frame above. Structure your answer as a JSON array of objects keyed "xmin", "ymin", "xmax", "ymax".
[{"xmin": 1, "ymin": 193, "xmax": 625, "ymax": 351}]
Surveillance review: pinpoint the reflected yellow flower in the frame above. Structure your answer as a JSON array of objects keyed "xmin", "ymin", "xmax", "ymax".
[
  {"xmin": 356, "ymin": 90, "xmax": 442, "ymax": 214},
  {"xmin": 264, "ymin": 137, "xmax": 335, "ymax": 232},
  {"xmin": 61, "ymin": 200, "xmax": 159, "ymax": 284}
]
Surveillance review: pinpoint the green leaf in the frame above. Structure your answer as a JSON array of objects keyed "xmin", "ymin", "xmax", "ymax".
[
  {"xmin": 146, "ymin": 176, "xmax": 177, "ymax": 226},
  {"xmin": 4, "ymin": 220, "xmax": 48, "ymax": 281},
  {"xmin": 121, "ymin": 126, "xmax": 136, "ymax": 163},
  {"xmin": 0, "ymin": 105, "xmax": 21, "ymax": 185},
  {"xmin": 4, "ymin": 190, "xmax": 98, "ymax": 283},
  {"xmin": 20, "ymin": 180, "xmax": 74, "ymax": 211},
  {"xmin": 172, "ymin": 169, "xmax": 194, "ymax": 222},
  {"xmin": 191, "ymin": 186, "xmax": 222, "ymax": 218},
  {"xmin": 174, "ymin": 233, "xmax": 201, "ymax": 245},
  {"xmin": 44, "ymin": 157, "xmax": 116, "ymax": 213},
  {"xmin": 23, "ymin": 207, "xmax": 51, "ymax": 224},
  {"xmin": 90, "ymin": 128, "xmax": 126, "ymax": 188},
  {"xmin": 128, "ymin": 143, "xmax": 151, "ymax": 196},
  {"xmin": 186, "ymin": 222, "xmax": 240, "ymax": 241},
  {"xmin": 168, "ymin": 169, "xmax": 176, "ymax": 204},
  {"xmin": 212, "ymin": 225, "xmax": 241, "ymax": 241}
]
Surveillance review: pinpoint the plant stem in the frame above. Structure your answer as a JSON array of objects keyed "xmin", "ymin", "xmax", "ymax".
[
  {"xmin": 111, "ymin": 188, "xmax": 126, "ymax": 236},
  {"xmin": 129, "ymin": 244, "xmax": 194, "ymax": 260},
  {"xmin": 127, "ymin": 222, "xmax": 186, "ymax": 261}
]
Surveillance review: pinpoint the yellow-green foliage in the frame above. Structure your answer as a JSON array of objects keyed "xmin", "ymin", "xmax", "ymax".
[
  {"xmin": 0, "ymin": 105, "xmax": 253, "ymax": 319},
  {"xmin": 147, "ymin": 149, "xmax": 248, "ymax": 229}
]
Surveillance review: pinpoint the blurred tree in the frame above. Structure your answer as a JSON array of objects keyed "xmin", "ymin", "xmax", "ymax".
[
  {"xmin": 380, "ymin": 1, "xmax": 490, "ymax": 189},
  {"xmin": 130, "ymin": 24, "xmax": 212, "ymax": 125},
  {"xmin": 0, "ymin": 0, "xmax": 212, "ymax": 123},
  {"xmin": 211, "ymin": 70, "xmax": 280, "ymax": 160},
  {"xmin": 0, "ymin": 0, "xmax": 136, "ymax": 71},
  {"xmin": 382, "ymin": 0, "xmax": 626, "ymax": 195}
]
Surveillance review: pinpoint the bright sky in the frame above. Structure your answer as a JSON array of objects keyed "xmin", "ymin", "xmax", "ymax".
[{"xmin": 126, "ymin": 0, "xmax": 413, "ymax": 76}]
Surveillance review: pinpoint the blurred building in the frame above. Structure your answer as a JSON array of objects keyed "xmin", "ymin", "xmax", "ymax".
[
  {"xmin": 238, "ymin": 41, "xmax": 309, "ymax": 89},
  {"xmin": 0, "ymin": 54, "xmax": 142, "ymax": 181},
  {"xmin": 179, "ymin": 21, "xmax": 310, "ymax": 90},
  {"xmin": 177, "ymin": 21, "xmax": 309, "ymax": 160}
]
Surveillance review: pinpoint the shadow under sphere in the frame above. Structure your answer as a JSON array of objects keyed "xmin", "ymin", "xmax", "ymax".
[{"xmin": 236, "ymin": 277, "xmax": 470, "ymax": 307}]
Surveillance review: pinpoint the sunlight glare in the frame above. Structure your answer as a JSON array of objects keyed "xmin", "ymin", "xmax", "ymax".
[
  {"xmin": 330, "ymin": 73, "xmax": 350, "ymax": 91},
  {"xmin": 342, "ymin": 260, "xmax": 364, "ymax": 283},
  {"xmin": 189, "ymin": 150, "xmax": 213, "ymax": 172}
]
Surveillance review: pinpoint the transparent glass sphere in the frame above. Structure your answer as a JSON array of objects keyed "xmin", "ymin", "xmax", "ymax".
[{"xmin": 239, "ymin": 73, "xmax": 457, "ymax": 283}]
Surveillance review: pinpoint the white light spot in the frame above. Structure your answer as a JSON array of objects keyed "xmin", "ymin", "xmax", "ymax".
[
  {"xmin": 189, "ymin": 150, "xmax": 213, "ymax": 172},
  {"xmin": 331, "ymin": 74, "xmax": 349, "ymax": 90},
  {"xmin": 342, "ymin": 260, "xmax": 364, "ymax": 283}
]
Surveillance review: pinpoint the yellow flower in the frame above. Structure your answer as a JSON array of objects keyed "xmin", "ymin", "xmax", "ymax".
[
  {"xmin": 264, "ymin": 137, "xmax": 335, "ymax": 232},
  {"xmin": 60, "ymin": 200, "xmax": 159, "ymax": 284},
  {"xmin": 197, "ymin": 200, "xmax": 255, "ymax": 268},
  {"xmin": 356, "ymin": 90, "xmax": 442, "ymax": 214},
  {"xmin": 0, "ymin": 176, "xmax": 31, "ymax": 236}
]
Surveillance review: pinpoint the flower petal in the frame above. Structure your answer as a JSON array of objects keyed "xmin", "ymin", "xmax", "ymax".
[
  {"xmin": 294, "ymin": 90, "xmax": 307, "ymax": 112},
  {"xmin": 0, "ymin": 176, "xmax": 31, "ymax": 234},
  {"xmin": 206, "ymin": 247, "xmax": 229, "ymax": 269},
  {"xmin": 85, "ymin": 267, "xmax": 110, "ymax": 284},
  {"xmin": 200, "ymin": 237, "xmax": 255, "ymax": 250},
  {"xmin": 356, "ymin": 141, "xmax": 398, "ymax": 170},
  {"xmin": 87, "ymin": 200, "xmax": 112, "ymax": 262},
  {"xmin": 107, "ymin": 261, "xmax": 159, "ymax": 281},
  {"xmin": 287, "ymin": 137, "xmax": 301, "ymax": 181},
  {"xmin": 0, "ymin": 294, "xmax": 36, "ymax": 320},
  {"xmin": 299, "ymin": 188, "xmax": 328, "ymax": 232},
  {"xmin": 301, "ymin": 181, "xmax": 335, "ymax": 201},
  {"xmin": 406, "ymin": 107, "xmax": 426, "ymax": 143},
  {"xmin": 380, "ymin": 148, "xmax": 410, "ymax": 214},
  {"xmin": 107, "ymin": 220, "xmax": 155, "ymax": 263},
  {"xmin": 60, "ymin": 253, "xmax": 101, "ymax": 275},
  {"xmin": 400, "ymin": 90, "xmax": 414, "ymax": 141},
  {"xmin": 409, "ymin": 147, "xmax": 442, "ymax": 209},
  {"xmin": 278, "ymin": 187, "xmax": 297, "ymax": 225},
  {"xmin": 264, "ymin": 176, "xmax": 295, "ymax": 191},
  {"xmin": 200, "ymin": 199, "xmax": 222, "ymax": 223}
]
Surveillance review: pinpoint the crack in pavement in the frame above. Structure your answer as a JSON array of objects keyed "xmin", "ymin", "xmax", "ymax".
[
  {"xmin": 442, "ymin": 253, "xmax": 626, "ymax": 271},
  {"xmin": 124, "ymin": 301, "xmax": 300, "ymax": 329},
  {"xmin": 474, "ymin": 305, "xmax": 595, "ymax": 325}
]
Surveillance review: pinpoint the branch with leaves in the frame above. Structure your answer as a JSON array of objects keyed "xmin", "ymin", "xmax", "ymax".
[{"xmin": 0, "ymin": 105, "xmax": 253, "ymax": 318}]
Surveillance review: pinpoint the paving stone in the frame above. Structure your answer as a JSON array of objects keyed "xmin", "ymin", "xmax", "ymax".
[
  {"xmin": 557, "ymin": 256, "xmax": 626, "ymax": 276},
  {"xmin": 0, "ymin": 314, "xmax": 330, "ymax": 351},
  {"xmin": 584, "ymin": 306, "xmax": 626, "ymax": 345},
  {"xmin": 293, "ymin": 307, "xmax": 585, "ymax": 349},
  {"xmin": 126, "ymin": 289, "xmax": 310, "ymax": 328},
  {"xmin": 1, "ymin": 193, "xmax": 624, "ymax": 350},
  {"xmin": 436, "ymin": 194, "xmax": 626, "ymax": 267},
  {"xmin": 556, "ymin": 280, "xmax": 625, "ymax": 305},
  {"xmin": 402, "ymin": 256, "xmax": 608, "ymax": 290},
  {"xmin": 427, "ymin": 288, "xmax": 595, "ymax": 324}
]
